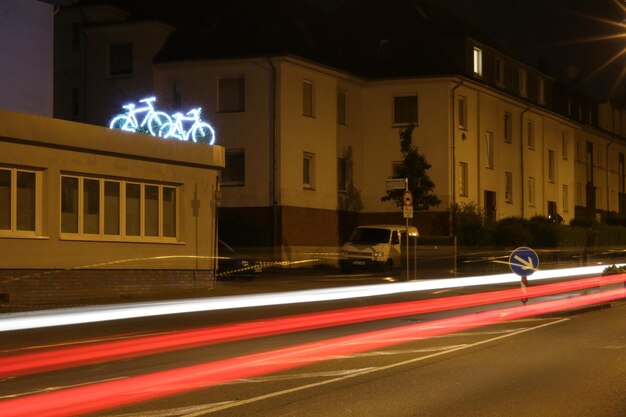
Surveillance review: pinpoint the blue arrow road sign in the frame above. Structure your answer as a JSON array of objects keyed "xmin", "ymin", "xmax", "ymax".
[{"xmin": 509, "ymin": 246, "xmax": 539, "ymax": 276}]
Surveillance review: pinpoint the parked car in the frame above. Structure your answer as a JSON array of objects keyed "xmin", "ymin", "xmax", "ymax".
[{"xmin": 217, "ymin": 239, "xmax": 263, "ymax": 279}]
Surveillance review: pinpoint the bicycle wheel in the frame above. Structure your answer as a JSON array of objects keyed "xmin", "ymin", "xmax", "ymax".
[
  {"xmin": 110, "ymin": 115, "xmax": 132, "ymax": 131},
  {"xmin": 147, "ymin": 112, "xmax": 171, "ymax": 136},
  {"xmin": 158, "ymin": 121, "xmax": 176, "ymax": 139},
  {"xmin": 191, "ymin": 122, "xmax": 215, "ymax": 145}
]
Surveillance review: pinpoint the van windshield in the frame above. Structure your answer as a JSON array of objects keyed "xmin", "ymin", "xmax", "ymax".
[{"xmin": 347, "ymin": 228, "xmax": 391, "ymax": 244}]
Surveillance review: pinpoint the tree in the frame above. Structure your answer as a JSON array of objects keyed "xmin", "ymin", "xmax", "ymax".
[{"xmin": 381, "ymin": 123, "xmax": 440, "ymax": 209}]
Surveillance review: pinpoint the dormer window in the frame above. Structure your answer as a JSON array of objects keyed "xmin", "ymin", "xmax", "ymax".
[
  {"xmin": 473, "ymin": 47, "xmax": 483, "ymax": 77},
  {"xmin": 519, "ymin": 68, "xmax": 527, "ymax": 97}
]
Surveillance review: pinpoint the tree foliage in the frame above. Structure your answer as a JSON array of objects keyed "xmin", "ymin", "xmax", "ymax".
[{"xmin": 381, "ymin": 124, "xmax": 440, "ymax": 209}]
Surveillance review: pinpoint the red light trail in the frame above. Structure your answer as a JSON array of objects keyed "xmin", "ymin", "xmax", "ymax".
[
  {"xmin": 0, "ymin": 282, "xmax": 624, "ymax": 416},
  {"xmin": 0, "ymin": 274, "xmax": 624, "ymax": 378}
]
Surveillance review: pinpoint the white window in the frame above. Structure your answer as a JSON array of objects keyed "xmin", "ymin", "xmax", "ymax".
[
  {"xmin": 337, "ymin": 91, "xmax": 347, "ymax": 125},
  {"xmin": 527, "ymin": 120, "xmax": 535, "ymax": 149},
  {"xmin": 504, "ymin": 112, "xmax": 512, "ymax": 143},
  {"xmin": 458, "ymin": 96, "xmax": 467, "ymax": 129},
  {"xmin": 505, "ymin": 172, "xmax": 513, "ymax": 203},
  {"xmin": 563, "ymin": 185, "xmax": 569, "ymax": 213},
  {"xmin": 529, "ymin": 177, "xmax": 536, "ymax": 207},
  {"xmin": 548, "ymin": 150, "xmax": 555, "ymax": 183},
  {"xmin": 495, "ymin": 57, "xmax": 504, "ymax": 86},
  {"xmin": 519, "ymin": 68, "xmax": 527, "ymax": 97},
  {"xmin": 218, "ymin": 76, "xmax": 245, "ymax": 112},
  {"xmin": 538, "ymin": 77, "xmax": 545, "ymax": 104},
  {"xmin": 222, "ymin": 149, "xmax": 245, "ymax": 186},
  {"xmin": 108, "ymin": 43, "xmax": 133, "ymax": 77},
  {"xmin": 459, "ymin": 162, "xmax": 468, "ymax": 197},
  {"xmin": 473, "ymin": 47, "xmax": 483, "ymax": 76},
  {"xmin": 0, "ymin": 167, "xmax": 41, "ymax": 237},
  {"xmin": 393, "ymin": 95, "xmax": 418, "ymax": 125},
  {"xmin": 61, "ymin": 174, "xmax": 178, "ymax": 241},
  {"xmin": 303, "ymin": 80, "xmax": 314, "ymax": 117},
  {"xmin": 486, "ymin": 131, "xmax": 494, "ymax": 169},
  {"xmin": 303, "ymin": 152, "xmax": 315, "ymax": 189}
]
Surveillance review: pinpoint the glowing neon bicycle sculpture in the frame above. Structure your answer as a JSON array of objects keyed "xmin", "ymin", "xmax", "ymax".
[
  {"xmin": 158, "ymin": 108, "xmax": 216, "ymax": 145},
  {"xmin": 110, "ymin": 97, "xmax": 216, "ymax": 145},
  {"xmin": 109, "ymin": 97, "xmax": 171, "ymax": 136}
]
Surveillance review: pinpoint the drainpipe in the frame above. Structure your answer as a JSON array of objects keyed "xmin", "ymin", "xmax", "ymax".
[
  {"xmin": 450, "ymin": 79, "xmax": 463, "ymax": 233},
  {"xmin": 268, "ymin": 58, "xmax": 278, "ymax": 255},
  {"xmin": 520, "ymin": 107, "xmax": 530, "ymax": 218}
]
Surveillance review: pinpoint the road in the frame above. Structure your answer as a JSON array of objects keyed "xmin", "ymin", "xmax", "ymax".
[{"xmin": 0, "ymin": 270, "xmax": 625, "ymax": 417}]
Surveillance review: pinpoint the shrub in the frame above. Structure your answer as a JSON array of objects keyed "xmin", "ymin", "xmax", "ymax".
[{"xmin": 602, "ymin": 264, "xmax": 626, "ymax": 275}]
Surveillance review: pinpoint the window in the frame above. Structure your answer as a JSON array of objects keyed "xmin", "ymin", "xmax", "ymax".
[
  {"xmin": 537, "ymin": 77, "xmax": 545, "ymax": 104},
  {"xmin": 486, "ymin": 131, "xmax": 494, "ymax": 169},
  {"xmin": 495, "ymin": 57, "xmax": 504, "ymax": 86},
  {"xmin": 563, "ymin": 185, "xmax": 569, "ymax": 213},
  {"xmin": 504, "ymin": 112, "xmax": 512, "ymax": 143},
  {"xmin": 529, "ymin": 177, "xmax": 536, "ymax": 207},
  {"xmin": 527, "ymin": 120, "xmax": 535, "ymax": 149},
  {"xmin": 61, "ymin": 174, "xmax": 178, "ymax": 241},
  {"xmin": 338, "ymin": 157, "xmax": 349, "ymax": 192},
  {"xmin": 218, "ymin": 76, "xmax": 245, "ymax": 112},
  {"xmin": 548, "ymin": 150, "xmax": 555, "ymax": 183},
  {"xmin": 505, "ymin": 172, "xmax": 513, "ymax": 203},
  {"xmin": 393, "ymin": 95, "xmax": 418, "ymax": 125},
  {"xmin": 561, "ymin": 132, "xmax": 568, "ymax": 159},
  {"xmin": 222, "ymin": 149, "xmax": 245, "ymax": 186},
  {"xmin": 459, "ymin": 162, "xmax": 468, "ymax": 197},
  {"xmin": 303, "ymin": 152, "xmax": 315, "ymax": 189},
  {"xmin": 303, "ymin": 80, "xmax": 314, "ymax": 117},
  {"xmin": 473, "ymin": 47, "xmax": 483, "ymax": 76},
  {"xmin": 586, "ymin": 141, "xmax": 594, "ymax": 184},
  {"xmin": 519, "ymin": 68, "xmax": 527, "ymax": 97},
  {"xmin": 458, "ymin": 96, "xmax": 467, "ymax": 129},
  {"xmin": 337, "ymin": 91, "xmax": 347, "ymax": 125},
  {"xmin": 0, "ymin": 167, "xmax": 40, "ymax": 236},
  {"xmin": 108, "ymin": 43, "xmax": 133, "ymax": 77}
]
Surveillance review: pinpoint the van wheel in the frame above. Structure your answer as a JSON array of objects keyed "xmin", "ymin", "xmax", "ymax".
[{"xmin": 385, "ymin": 259, "xmax": 393, "ymax": 271}]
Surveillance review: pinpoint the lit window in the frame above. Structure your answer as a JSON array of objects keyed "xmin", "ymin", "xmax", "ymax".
[
  {"xmin": 459, "ymin": 162, "xmax": 468, "ymax": 197},
  {"xmin": 303, "ymin": 80, "xmax": 314, "ymax": 117},
  {"xmin": 393, "ymin": 95, "xmax": 418, "ymax": 125},
  {"xmin": 473, "ymin": 47, "xmax": 483, "ymax": 76},
  {"xmin": 218, "ymin": 76, "xmax": 245, "ymax": 113},
  {"xmin": 505, "ymin": 172, "xmax": 513, "ymax": 203},
  {"xmin": 108, "ymin": 43, "xmax": 133, "ymax": 77},
  {"xmin": 337, "ymin": 91, "xmax": 347, "ymax": 125},
  {"xmin": 0, "ymin": 168, "xmax": 40, "ymax": 236},
  {"xmin": 303, "ymin": 152, "xmax": 316, "ymax": 189},
  {"xmin": 222, "ymin": 149, "xmax": 245, "ymax": 186}
]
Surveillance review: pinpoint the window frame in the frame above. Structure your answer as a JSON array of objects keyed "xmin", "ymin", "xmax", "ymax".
[
  {"xmin": 0, "ymin": 167, "xmax": 42, "ymax": 238},
  {"xmin": 505, "ymin": 171, "xmax": 513, "ymax": 203},
  {"xmin": 486, "ymin": 131, "xmax": 494, "ymax": 169},
  {"xmin": 519, "ymin": 68, "xmax": 528, "ymax": 97},
  {"xmin": 107, "ymin": 42, "xmax": 133, "ymax": 78},
  {"xmin": 527, "ymin": 120, "xmax": 535, "ymax": 149},
  {"xmin": 473, "ymin": 47, "xmax": 483, "ymax": 77},
  {"xmin": 504, "ymin": 112, "xmax": 512, "ymax": 143},
  {"xmin": 218, "ymin": 76, "xmax": 245, "ymax": 113},
  {"xmin": 222, "ymin": 149, "xmax": 246, "ymax": 187},
  {"xmin": 303, "ymin": 152, "xmax": 316, "ymax": 190},
  {"xmin": 528, "ymin": 177, "xmax": 536, "ymax": 207},
  {"xmin": 459, "ymin": 162, "xmax": 468, "ymax": 197},
  {"xmin": 458, "ymin": 96, "xmax": 467, "ymax": 130},
  {"xmin": 303, "ymin": 80, "xmax": 315, "ymax": 117},
  {"xmin": 548, "ymin": 150, "xmax": 555, "ymax": 183},
  {"xmin": 60, "ymin": 174, "xmax": 179, "ymax": 243},
  {"xmin": 393, "ymin": 94, "xmax": 418, "ymax": 125}
]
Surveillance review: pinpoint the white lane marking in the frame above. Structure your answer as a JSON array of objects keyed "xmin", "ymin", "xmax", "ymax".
[
  {"xmin": 175, "ymin": 318, "xmax": 569, "ymax": 416},
  {"xmin": 433, "ymin": 289, "xmax": 450, "ymax": 294},
  {"xmin": 100, "ymin": 402, "xmax": 237, "ymax": 417},
  {"xmin": 0, "ymin": 377, "xmax": 126, "ymax": 400}
]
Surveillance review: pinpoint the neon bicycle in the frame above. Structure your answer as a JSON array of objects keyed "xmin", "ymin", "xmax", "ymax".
[
  {"xmin": 109, "ymin": 97, "xmax": 171, "ymax": 136},
  {"xmin": 158, "ymin": 108, "xmax": 216, "ymax": 144}
]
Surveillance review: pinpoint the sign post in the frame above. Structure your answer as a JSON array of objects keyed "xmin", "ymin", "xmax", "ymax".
[
  {"xmin": 402, "ymin": 189, "xmax": 413, "ymax": 281},
  {"xmin": 509, "ymin": 247, "xmax": 539, "ymax": 305}
]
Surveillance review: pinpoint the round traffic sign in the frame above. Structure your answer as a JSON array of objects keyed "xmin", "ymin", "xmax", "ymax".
[
  {"xmin": 403, "ymin": 190, "xmax": 413, "ymax": 206},
  {"xmin": 509, "ymin": 246, "xmax": 539, "ymax": 276}
]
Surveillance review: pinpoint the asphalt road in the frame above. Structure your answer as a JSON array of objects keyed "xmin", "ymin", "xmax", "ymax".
[{"xmin": 0, "ymin": 269, "xmax": 624, "ymax": 417}]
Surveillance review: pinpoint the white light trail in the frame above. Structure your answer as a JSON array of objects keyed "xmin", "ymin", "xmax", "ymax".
[{"xmin": 0, "ymin": 264, "xmax": 620, "ymax": 332}]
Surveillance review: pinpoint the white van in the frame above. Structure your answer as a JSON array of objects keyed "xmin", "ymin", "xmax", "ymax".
[{"xmin": 339, "ymin": 224, "xmax": 418, "ymax": 272}]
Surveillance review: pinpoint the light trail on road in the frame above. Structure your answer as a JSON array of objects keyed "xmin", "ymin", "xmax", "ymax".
[
  {"xmin": 0, "ymin": 265, "xmax": 620, "ymax": 332},
  {"xmin": 1, "ymin": 286, "xmax": 624, "ymax": 417},
  {"xmin": 1, "ymin": 273, "xmax": 624, "ymax": 378}
]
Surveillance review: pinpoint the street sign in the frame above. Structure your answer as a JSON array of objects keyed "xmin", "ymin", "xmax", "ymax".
[
  {"xmin": 385, "ymin": 178, "xmax": 407, "ymax": 190},
  {"xmin": 509, "ymin": 246, "xmax": 539, "ymax": 276},
  {"xmin": 403, "ymin": 190, "xmax": 413, "ymax": 206},
  {"xmin": 403, "ymin": 205, "xmax": 413, "ymax": 218}
]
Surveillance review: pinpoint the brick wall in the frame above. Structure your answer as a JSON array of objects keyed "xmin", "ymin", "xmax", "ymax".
[{"xmin": 0, "ymin": 269, "xmax": 215, "ymax": 305}]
